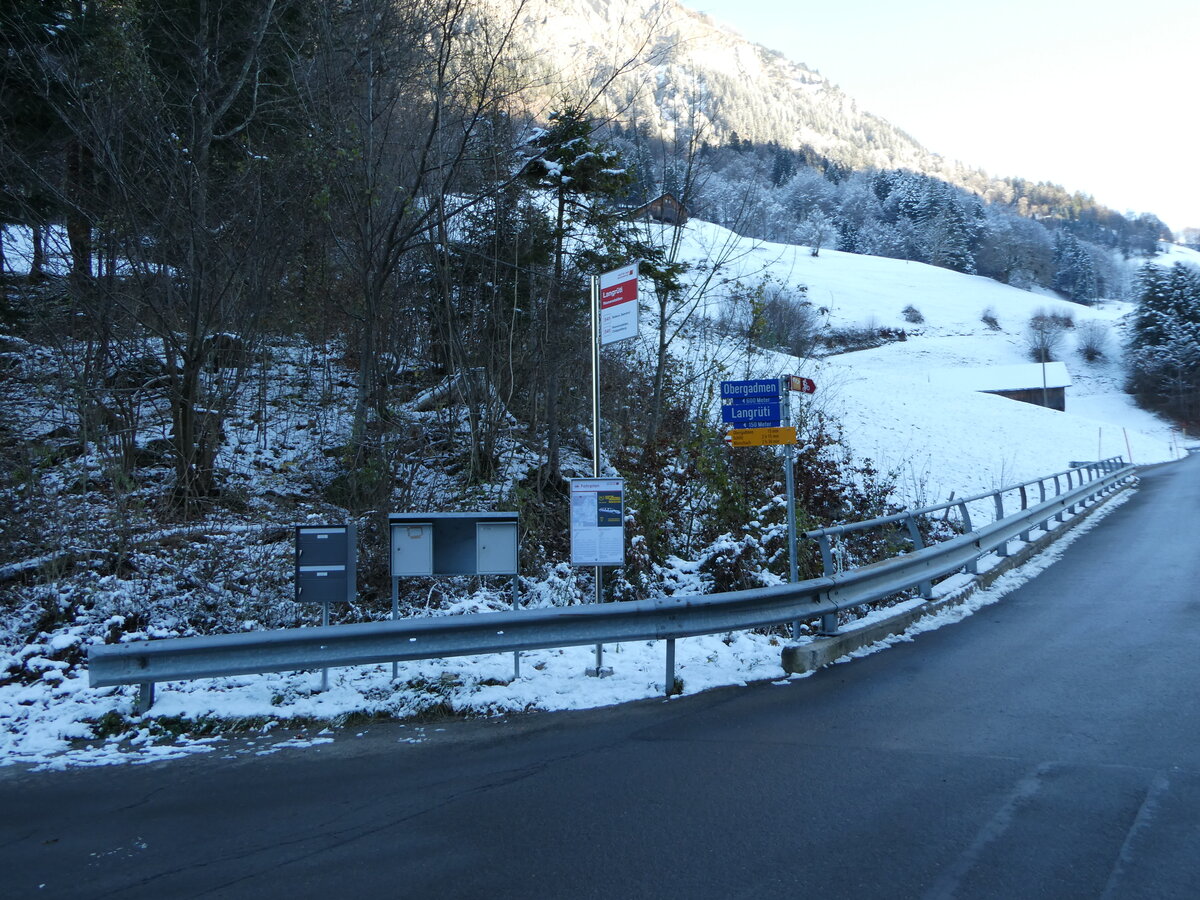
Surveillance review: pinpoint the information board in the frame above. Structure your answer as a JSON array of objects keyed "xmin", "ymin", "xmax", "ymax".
[
  {"xmin": 727, "ymin": 426, "xmax": 798, "ymax": 448},
  {"xmin": 569, "ymin": 478, "xmax": 625, "ymax": 566},
  {"xmin": 599, "ymin": 263, "xmax": 639, "ymax": 345}
]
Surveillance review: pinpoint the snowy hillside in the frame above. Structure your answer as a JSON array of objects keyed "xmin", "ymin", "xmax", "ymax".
[
  {"xmin": 1156, "ymin": 241, "xmax": 1200, "ymax": 268},
  {"xmin": 646, "ymin": 220, "xmax": 1180, "ymax": 505}
]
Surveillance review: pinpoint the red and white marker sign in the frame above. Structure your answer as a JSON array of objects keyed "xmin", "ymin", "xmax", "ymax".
[
  {"xmin": 599, "ymin": 262, "xmax": 639, "ymax": 346},
  {"xmin": 788, "ymin": 375, "xmax": 817, "ymax": 394}
]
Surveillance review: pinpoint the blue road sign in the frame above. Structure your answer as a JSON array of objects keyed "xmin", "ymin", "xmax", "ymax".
[
  {"xmin": 722, "ymin": 401, "xmax": 782, "ymax": 426},
  {"xmin": 720, "ymin": 378, "xmax": 781, "ymax": 400}
]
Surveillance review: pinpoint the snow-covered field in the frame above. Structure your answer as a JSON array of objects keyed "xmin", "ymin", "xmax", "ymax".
[
  {"xmin": 0, "ymin": 221, "xmax": 1193, "ymax": 768},
  {"xmin": 662, "ymin": 221, "xmax": 1184, "ymax": 501}
]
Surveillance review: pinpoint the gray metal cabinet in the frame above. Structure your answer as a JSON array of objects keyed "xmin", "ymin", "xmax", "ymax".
[
  {"xmin": 388, "ymin": 513, "xmax": 518, "ymax": 577},
  {"xmin": 391, "ymin": 522, "xmax": 434, "ymax": 577},
  {"xmin": 295, "ymin": 524, "xmax": 356, "ymax": 604},
  {"xmin": 476, "ymin": 522, "xmax": 518, "ymax": 575}
]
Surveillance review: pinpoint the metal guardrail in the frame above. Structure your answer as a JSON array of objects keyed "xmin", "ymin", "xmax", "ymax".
[
  {"xmin": 89, "ymin": 458, "xmax": 1136, "ymax": 710},
  {"xmin": 799, "ymin": 456, "xmax": 1129, "ymax": 632}
]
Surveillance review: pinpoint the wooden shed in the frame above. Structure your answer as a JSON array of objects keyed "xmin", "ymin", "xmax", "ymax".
[
  {"xmin": 937, "ymin": 362, "xmax": 1073, "ymax": 411},
  {"xmin": 628, "ymin": 192, "xmax": 689, "ymax": 226}
]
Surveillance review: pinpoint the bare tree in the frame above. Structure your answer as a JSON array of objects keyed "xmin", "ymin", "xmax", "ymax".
[
  {"xmin": 1025, "ymin": 309, "xmax": 1069, "ymax": 363},
  {"xmin": 302, "ymin": 0, "xmax": 531, "ymax": 472},
  {"xmin": 1076, "ymin": 320, "xmax": 1110, "ymax": 362},
  {"xmin": 9, "ymin": 0, "xmax": 310, "ymax": 512},
  {"xmin": 797, "ymin": 209, "xmax": 838, "ymax": 257}
]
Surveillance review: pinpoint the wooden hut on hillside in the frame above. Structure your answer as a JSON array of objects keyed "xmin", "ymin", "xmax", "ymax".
[
  {"xmin": 628, "ymin": 192, "xmax": 689, "ymax": 226},
  {"xmin": 929, "ymin": 362, "xmax": 1073, "ymax": 411}
]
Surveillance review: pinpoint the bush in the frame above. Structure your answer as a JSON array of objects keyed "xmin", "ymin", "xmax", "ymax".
[
  {"xmin": 822, "ymin": 317, "xmax": 908, "ymax": 353},
  {"xmin": 1076, "ymin": 320, "xmax": 1109, "ymax": 361},
  {"xmin": 901, "ymin": 304, "xmax": 924, "ymax": 324},
  {"xmin": 717, "ymin": 277, "xmax": 821, "ymax": 359},
  {"xmin": 758, "ymin": 290, "xmax": 822, "ymax": 358},
  {"xmin": 1024, "ymin": 308, "xmax": 1068, "ymax": 362},
  {"xmin": 981, "ymin": 307, "xmax": 1000, "ymax": 330},
  {"xmin": 1048, "ymin": 310, "xmax": 1075, "ymax": 329}
]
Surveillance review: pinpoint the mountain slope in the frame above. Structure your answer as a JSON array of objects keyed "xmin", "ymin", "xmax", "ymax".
[{"xmin": 490, "ymin": 0, "xmax": 964, "ymax": 176}]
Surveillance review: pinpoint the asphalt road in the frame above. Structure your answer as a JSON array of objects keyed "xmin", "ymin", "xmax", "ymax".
[{"xmin": 3, "ymin": 454, "xmax": 1199, "ymax": 899}]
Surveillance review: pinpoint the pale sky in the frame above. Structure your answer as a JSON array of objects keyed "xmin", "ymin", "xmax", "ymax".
[{"xmin": 693, "ymin": 0, "xmax": 1200, "ymax": 234}]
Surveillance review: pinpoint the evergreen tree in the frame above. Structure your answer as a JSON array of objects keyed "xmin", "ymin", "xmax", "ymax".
[
  {"xmin": 1128, "ymin": 262, "xmax": 1200, "ymax": 423},
  {"xmin": 1053, "ymin": 232, "xmax": 1097, "ymax": 302},
  {"xmin": 770, "ymin": 148, "xmax": 796, "ymax": 187},
  {"xmin": 0, "ymin": 0, "xmax": 74, "ymax": 279},
  {"xmin": 520, "ymin": 105, "xmax": 635, "ymax": 482},
  {"xmin": 926, "ymin": 198, "xmax": 976, "ymax": 274}
]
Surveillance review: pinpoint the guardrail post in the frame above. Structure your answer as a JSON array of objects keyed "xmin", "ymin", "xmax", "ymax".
[
  {"xmin": 1018, "ymin": 486, "xmax": 1031, "ymax": 542},
  {"xmin": 957, "ymin": 501, "xmax": 978, "ymax": 575},
  {"xmin": 1036, "ymin": 479, "xmax": 1051, "ymax": 531},
  {"xmin": 136, "ymin": 681, "xmax": 155, "ymax": 714},
  {"xmin": 1053, "ymin": 475, "xmax": 1065, "ymax": 523},
  {"xmin": 818, "ymin": 534, "xmax": 835, "ymax": 574},
  {"xmin": 820, "ymin": 610, "xmax": 840, "ymax": 636},
  {"xmin": 818, "ymin": 535, "xmax": 839, "ymax": 634},
  {"xmin": 993, "ymin": 492, "xmax": 1009, "ymax": 557},
  {"xmin": 905, "ymin": 514, "xmax": 934, "ymax": 599},
  {"xmin": 512, "ymin": 576, "xmax": 521, "ymax": 681},
  {"xmin": 665, "ymin": 638, "xmax": 676, "ymax": 696}
]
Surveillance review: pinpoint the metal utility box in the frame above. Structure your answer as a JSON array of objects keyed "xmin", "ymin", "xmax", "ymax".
[
  {"xmin": 296, "ymin": 526, "xmax": 353, "ymax": 568},
  {"xmin": 295, "ymin": 524, "xmax": 357, "ymax": 604},
  {"xmin": 391, "ymin": 522, "xmax": 434, "ymax": 577},
  {"xmin": 476, "ymin": 522, "xmax": 518, "ymax": 575},
  {"xmin": 388, "ymin": 512, "xmax": 518, "ymax": 577},
  {"xmin": 296, "ymin": 567, "xmax": 350, "ymax": 604}
]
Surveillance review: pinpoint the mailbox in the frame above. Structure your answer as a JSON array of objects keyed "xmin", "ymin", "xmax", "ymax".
[
  {"xmin": 295, "ymin": 524, "xmax": 356, "ymax": 604},
  {"xmin": 296, "ymin": 526, "xmax": 352, "ymax": 568},
  {"xmin": 388, "ymin": 512, "xmax": 518, "ymax": 577},
  {"xmin": 296, "ymin": 566, "xmax": 349, "ymax": 604},
  {"xmin": 391, "ymin": 522, "xmax": 434, "ymax": 576},
  {"xmin": 477, "ymin": 522, "xmax": 518, "ymax": 575}
]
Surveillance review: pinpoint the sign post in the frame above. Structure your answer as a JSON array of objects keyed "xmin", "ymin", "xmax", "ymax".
[
  {"xmin": 785, "ymin": 374, "xmax": 815, "ymax": 637},
  {"xmin": 721, "ymin": 375, "xmax": 817, "ymax": 634},
  {"xmin": 587, "ymin": 263, "xmax": 638, "ymax": 677},
  {"xmin": 780, "ymin": 378, "xmax": 798, "ymax": 586}
]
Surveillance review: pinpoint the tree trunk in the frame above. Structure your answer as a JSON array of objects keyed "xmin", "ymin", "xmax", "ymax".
[
  {"xmin": 544, "ymin": 190, "xmax": 567, "ymax": 483},
  {"xmin": 29, "ymin": 224, "xmax": 45, "ymax": 282},
  {"xmin": 65, "ymin": 139, "xmax": 93, "ymax": 282},
  {"xmin": 645, "ymin": 289, "xmax": 670, "ymax": 447}
]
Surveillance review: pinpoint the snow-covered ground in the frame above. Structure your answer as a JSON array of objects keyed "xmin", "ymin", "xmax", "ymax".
[
  {"xmin": 6, "ymin": 492, "xmax": 1134, "ymax": 770},
  {"xmin": 657, "ymin": 221, "xmax": 1183, "ymax": 505},
  {"xmin": 0, "ymin": 220, "xmax": 1193, "ymax": 768}
]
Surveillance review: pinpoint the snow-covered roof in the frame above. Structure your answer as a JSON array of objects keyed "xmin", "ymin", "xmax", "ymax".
[{"xmin": 926, "ymin": 362, "xmax": 1073, "ymax": 393}]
